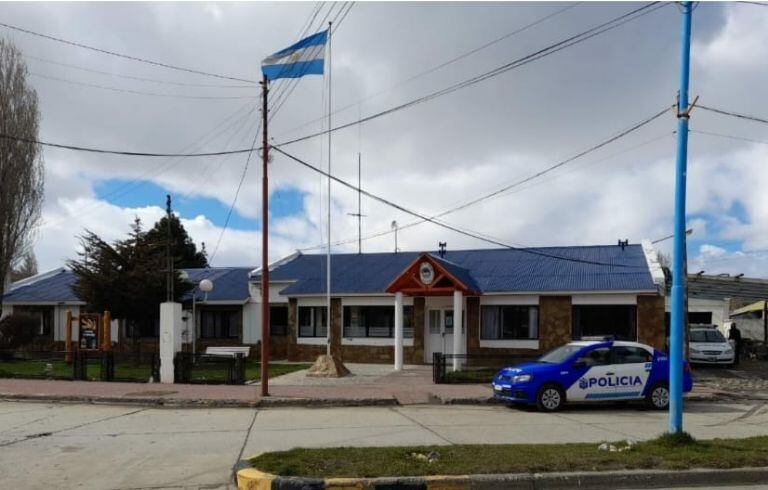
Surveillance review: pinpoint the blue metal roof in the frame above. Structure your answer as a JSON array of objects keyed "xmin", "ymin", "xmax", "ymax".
[
  {"xmin": 2, "ymin": 267, "xmax": 253, "ymax": 304},
  {"xmin": 265, "ymin": 245, "xmax": 657, "ymax": 296},
  {"xmin": 2, "ymin": 269, "xmax": 81, "ymax": 303}
]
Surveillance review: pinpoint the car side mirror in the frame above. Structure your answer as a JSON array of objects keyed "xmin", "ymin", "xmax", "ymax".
[{"xmin": 572, "ymin": 360, "xmax": 586, "ymax": 369}]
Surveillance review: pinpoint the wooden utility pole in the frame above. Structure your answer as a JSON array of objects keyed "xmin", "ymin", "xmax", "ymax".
[{"xmin": 260, "ymin": 75, "xmax": 270, "ymax": 397}]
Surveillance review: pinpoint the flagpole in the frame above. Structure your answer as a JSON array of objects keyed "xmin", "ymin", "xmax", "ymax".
[
  {"xmin": 326, "ymin": 21, "xmax": 332, "ymax": 357},
  {"xmin": 260, "ymin": 74, "xmax": 270, "ymax": 397}
]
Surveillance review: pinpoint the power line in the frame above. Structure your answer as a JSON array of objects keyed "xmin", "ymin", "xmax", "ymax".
[
  {"xmin": 301, "ymin": 112, "xmax": 674, "ymax": 252},
  {"xmin": 38, "ymin": 103, "xmax": 258, "ymax": 229},
  {"xmin": 268, "ymin": 3, "xmax": 353, "ymax": 121},
  {"xmin": 278, "ymin": 2, "xmax": 580, "ymax": 137},
  {"xmin": 699, "ymin": 105, "xmax": 768, "ymax": 125},
  {"xmin": 274, "ymin": 2, "xmax": 667, "ymax": 148},
  {"xmin": 271, "ymin": 145, "xmax": 645, "ymax": 269},
  {"xmin": 0, "ymin": 20, "xmax": 256, "ymax": 84},
  {"xmin": 0, "ymin": 3, "xmax": 664, "ymax": 159},
  {"xmin": 24, "ymin": 54, "xmax": 255, "ymax": 88},
  {"xmin": 737, "ymin": 1, "xmax": 768, "ymax": 6},
  {"xmin": 691, "ymin": 129, "xmax": 768, "ymax": 146},
  {"xmin": 209, "ymin": 121, "xmax": 262, "ymax": 263},
  {"xmin": 266, "ymin": 2, "xmax": 337, "ymax": 115},
  {"xmin": 30, "ymin": 72, "xmax": 257, "ymax": 100}
]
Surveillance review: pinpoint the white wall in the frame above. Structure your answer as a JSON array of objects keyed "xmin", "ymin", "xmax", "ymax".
[{"xmin": 665, "ymin": 296, "xmax": 728, "ymax": 328}]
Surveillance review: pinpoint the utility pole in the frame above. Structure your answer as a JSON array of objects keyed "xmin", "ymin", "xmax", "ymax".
[
  {"xmin": 669, "ymin": 1, "xmax": 693, "ymax": 435},
  {"xmin": 347, "ymin": 153, "xmax": 366, "ymax": 254},
  {"xmin": 260, "ymin": 75, "xmax": 270, "ymax": 397},
  {"xmin": 165, "ymin": 194, "xmax": 173, "ymax": 302}
]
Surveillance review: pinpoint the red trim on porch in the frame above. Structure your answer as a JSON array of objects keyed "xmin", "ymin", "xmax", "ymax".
[{"xmin": 385, "ymin": 253, "xmax": 478, "ymax": 295}]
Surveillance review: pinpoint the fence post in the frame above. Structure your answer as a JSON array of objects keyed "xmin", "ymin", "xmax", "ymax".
[
  {"xmin": 99, "ymin": 351, "xmax": 114, "ymax": 381},
  {"xmin": 433, "ymin": 352, "xmax": 444, "ymax": 384}
]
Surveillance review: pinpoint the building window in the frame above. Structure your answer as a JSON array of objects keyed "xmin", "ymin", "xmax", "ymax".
[
  {"xmin": 572, "ymin": 305, "xmax": 637, "ymax": 341},
  {"xmin": 298, "ymin": 306, "xmax": 327, "ymax": 338},
  {"xmin": 200, "ymin": 309, "xmax": 240, "ymax": 339},
  {"xmin": 343, "ymin": 305, "xmax": 414, "ymax": 338},
  {"xmin": 13, "ymin": 306, "xmax": 53, "ymax": 337},
  {"xmin": 270, "ymin": 306, "xmax": 288, "ymax": 336},
  {"xmin": 480, "ymin": 305, "xmax": 538, "ymax": 340}
]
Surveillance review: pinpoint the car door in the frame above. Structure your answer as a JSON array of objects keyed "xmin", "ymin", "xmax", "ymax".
[
  {"xmin": 565, "ymin": 346, "xmax": 613, "ymax": 402},
  {"xmin": 608, "ymin": 345, "xmax": 654, "ymax": 399}
]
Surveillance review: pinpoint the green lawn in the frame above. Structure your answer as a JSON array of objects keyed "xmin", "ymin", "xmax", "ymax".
[
  {"xmin": 0, "ymin": 359, "xmax": 86, "ymax": 379},
  {"xmin": 0, "ymin": 358, "xmax": 310, "ymax": 383},
  {"xmin": 250, "ymin": 434, "xmax": 768, "ymax": 478}
]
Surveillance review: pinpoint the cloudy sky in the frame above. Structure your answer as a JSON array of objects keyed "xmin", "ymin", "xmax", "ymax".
[{"xmin": 2, "ymin": 1, "xmax": 767, "ymax": 277}]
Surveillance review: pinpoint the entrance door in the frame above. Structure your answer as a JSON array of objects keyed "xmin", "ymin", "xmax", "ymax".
[{"xmin": 425, "ymin": 309, "xmax": 454, "ymax": 362}]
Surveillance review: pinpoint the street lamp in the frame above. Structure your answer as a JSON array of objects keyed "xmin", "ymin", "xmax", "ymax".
[{"xmin": 193, "ymin": 279, "xmax": 214, "ymax": 355}]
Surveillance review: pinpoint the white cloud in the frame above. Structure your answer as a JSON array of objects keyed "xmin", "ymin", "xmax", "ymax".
[{"xmin": 0, "ymin": 2, "xmax": 761, "ymax": 281}]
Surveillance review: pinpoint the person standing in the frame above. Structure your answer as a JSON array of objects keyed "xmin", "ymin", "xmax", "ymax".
[{"xmin": 729, "ymin": 323, "xmax": 742, "ymax": 366}]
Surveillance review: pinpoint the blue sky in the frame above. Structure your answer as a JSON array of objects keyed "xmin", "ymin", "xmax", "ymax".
[{"xmin": 94, "ymin": 179, "xmax": 306, "ymax": 230}]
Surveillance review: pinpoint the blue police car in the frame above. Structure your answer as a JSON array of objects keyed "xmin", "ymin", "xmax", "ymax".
[{"xmin": 492, "ymin": 340, "xmax": 693, "ymax": 411}]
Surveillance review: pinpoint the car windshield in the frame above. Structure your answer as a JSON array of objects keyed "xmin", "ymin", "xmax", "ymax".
[
  {"xmin": 538, "ymin": 344, "xmax": 584, "ymax": 364},
  {"xmin": 690, "ymin": 330, "xmax": 726, "ymax": 343}
]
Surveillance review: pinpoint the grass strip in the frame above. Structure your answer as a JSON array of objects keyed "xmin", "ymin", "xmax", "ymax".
[{"xmin": 250, "ymin": 434, "xmax": 768, "ymax": 478}]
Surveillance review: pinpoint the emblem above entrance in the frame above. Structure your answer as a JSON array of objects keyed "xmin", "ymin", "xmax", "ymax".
[{"xmin": 419, "ymin": 262, "xmax": 435, "ymax": 285}]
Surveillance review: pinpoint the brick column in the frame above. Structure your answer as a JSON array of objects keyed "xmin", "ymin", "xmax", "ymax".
[
  {"xmin": 466, "ymin": 296, "xmax": 480, "ymax": 354},
  {"xmin": 286, "ymin": 298, "xmax": 298, "ymax": 361},
  {"xmin": 539, "ymin": 296, "xmax": 572, "ymax": 351},
  {"xmin": 411, "ymin": 297, "xmax": 425, "ymax": 364},
  {"xmin": 637, "ymin": 295, "xmax": 665, "ymax": 350},
  {"xmin": 330, "ymin": 298, "xmax": 342, "ymax": 358}
]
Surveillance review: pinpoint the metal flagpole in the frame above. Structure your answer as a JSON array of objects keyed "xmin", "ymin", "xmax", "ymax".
[
  {"xmin": 326, "ymin": 21, "xmax": 332, "ymax": 357},
  {"xmin": 669, "ymin": 0, "xmax": 693, "ymax": 434},
  {"xmin": 260, "ymin": 75, "xmax": 271, "ymax": 396}
]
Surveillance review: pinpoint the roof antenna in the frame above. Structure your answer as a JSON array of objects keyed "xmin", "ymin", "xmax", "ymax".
[
  {"xmin": 618, "ymin": 239, "xmax": 629, "ymax": 251},
  {"xmin": 438, "ymin": 242, "xmax": 447, "ymax": 258}
]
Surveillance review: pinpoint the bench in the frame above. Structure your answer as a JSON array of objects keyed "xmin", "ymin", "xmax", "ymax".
[{"xmin": 204, "ymin": 346, "xmax": 251, "ymax": 358}]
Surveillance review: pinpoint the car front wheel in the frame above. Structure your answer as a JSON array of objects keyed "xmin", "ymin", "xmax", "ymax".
[
  {"xmin": 536, "ymin": 383, "xmax": 565, "ymax": 411},
  {"xmin": 646, "ymin": 382, "xmax": 670, "ymax": 410}
]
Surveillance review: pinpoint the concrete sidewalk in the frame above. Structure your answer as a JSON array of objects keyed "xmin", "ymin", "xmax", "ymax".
[
  {"xmin": 0, "ymin": 364, "xmax": 752, "ymax": 408},
  {"xmin": 0, "ymin": 366, "xmax": 492, "ymax": 407}
]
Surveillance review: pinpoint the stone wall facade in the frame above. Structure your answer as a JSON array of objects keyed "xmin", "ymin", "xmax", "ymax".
[
  {"xmin": 539, "ymin": 296, "xmax": 573, "ymax": 352},
  {"xmin": 637, "ymin": 294, "xmax": 665, "ymax": 350}
]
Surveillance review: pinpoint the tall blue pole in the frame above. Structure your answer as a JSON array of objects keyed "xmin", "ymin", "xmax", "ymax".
[{"xmin": 670, "ymin": 1, "xmax": 693, "ymax": 434}]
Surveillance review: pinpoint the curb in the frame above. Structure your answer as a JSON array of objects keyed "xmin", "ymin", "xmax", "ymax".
[
  {"xmin": 0, "ymin": 393, "xmax": 399, "ymax": 409},
  {"xmin": 0, "ymin": 390, "xmax": 757, "ymax": 409},
  {"xmin": 237, "ymin": 466, "xmax": 768, "ymax": 489}
]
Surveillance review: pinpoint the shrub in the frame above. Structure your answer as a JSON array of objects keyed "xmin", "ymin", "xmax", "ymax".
[{"xmin": 0, "ymin": 314, "xmax": 38, "ymax": 349}]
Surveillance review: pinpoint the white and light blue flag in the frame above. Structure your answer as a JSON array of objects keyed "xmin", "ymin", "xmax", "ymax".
[{"xmin": 261, "ymin": 30, "xmax": 328, "ymax": 81}]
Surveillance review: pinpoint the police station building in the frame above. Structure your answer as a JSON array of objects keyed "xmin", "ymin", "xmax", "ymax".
[{"xmin": 253, "ymin": 240, "xmax": 667, "ymax": 365}]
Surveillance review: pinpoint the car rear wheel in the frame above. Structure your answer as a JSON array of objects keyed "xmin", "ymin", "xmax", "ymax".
[
  {"xmin": 646, "ymin": 382, "xmax": 669, "ymax": 410},
  {"xmin": 536, "ymin": 383, "xmax": 565, "ymax": 411}
]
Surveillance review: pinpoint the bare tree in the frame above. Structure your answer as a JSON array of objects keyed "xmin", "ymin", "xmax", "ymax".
[
  {"xmin": 0, "ymin": 38, "xmax": 43, "ymax": 301},
  {"xmin": 11, "ymin": 249, "xmax": 38, "ymax": 282}
]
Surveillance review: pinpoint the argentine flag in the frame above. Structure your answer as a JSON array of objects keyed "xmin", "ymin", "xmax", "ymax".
[{"xmin": 261, "ymin": 30, "xmax": 328, "ymax": 81}]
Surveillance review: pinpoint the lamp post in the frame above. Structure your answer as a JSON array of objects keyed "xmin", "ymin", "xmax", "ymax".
[{"xmin": 193, "ymin": 279, "xmax": 214, "ymax": 355}]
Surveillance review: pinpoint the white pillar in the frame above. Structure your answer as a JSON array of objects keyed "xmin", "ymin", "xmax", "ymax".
[
  {"xmin": 160, "ymin": 302, "xmax": 182, "ymax": 384},
  {"xmin": 394, "ymin": 292, "xmax": 404, "ymax": 371},
  {"xmin": 452, "ymin": 290, "xmax": 463, "ymax": 372}
]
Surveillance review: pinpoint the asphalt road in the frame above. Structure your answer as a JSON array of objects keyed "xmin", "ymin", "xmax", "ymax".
[{"xmin": 2, "ymin": 400, "xmax": 768, "ymax": 489}]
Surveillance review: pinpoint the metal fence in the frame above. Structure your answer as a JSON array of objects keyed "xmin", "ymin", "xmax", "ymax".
[
  {"xmin": 0, "ymin": 350, "xmax": 158, "ymax": 382},
  {"xmin": 432, "ymin": 352, "xmax": 536, "ymax": 384},
  {"xmin": 173, "ymin": 352, "xmax": 247, "ymax": 385}
]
